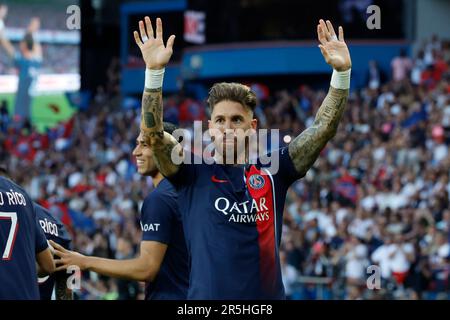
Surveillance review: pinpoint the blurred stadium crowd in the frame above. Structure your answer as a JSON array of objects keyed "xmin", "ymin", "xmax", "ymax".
[{"xmin": 0, "ymin": 35, "xmax": 449, "ymax": 300}]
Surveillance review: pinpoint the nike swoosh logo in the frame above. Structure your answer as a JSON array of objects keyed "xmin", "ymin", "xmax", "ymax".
[{"xmin": 211, "ymin": 175, "xmax": 228, "ymax": 183}]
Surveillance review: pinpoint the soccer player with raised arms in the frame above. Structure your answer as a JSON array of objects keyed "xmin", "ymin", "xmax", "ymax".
[{"xmin": 134, "ymin": 17, "xmax": 351, "ymax": 299}]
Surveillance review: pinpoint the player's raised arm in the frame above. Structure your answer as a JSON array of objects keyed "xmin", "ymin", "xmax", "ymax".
[
  {"xmin": 133, "ymin": 17, "xmax": 182, "ymax": 177},
  {"xmin": 289, "ymin": 19, "xmax": 351, "ymax": 177},
  {"xmin": 0, "ymin": 5, "xmax": 15, "ymax": 59}
]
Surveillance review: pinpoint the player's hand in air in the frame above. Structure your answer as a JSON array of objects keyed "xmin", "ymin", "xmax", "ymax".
[
  {"xmin": 317, "ymin": 19, "xmax": 351, "ymax": 71},
  {"xmin": 0, "ymin": 5, "xmax": 8, "ymax": 33},
  {"xmin": 133, "ymin": 16, "xmax": 175, "ymax": 70},
  {"xmin": 50, "ymin": 240, "xmax": 88, "ymax": 271}
]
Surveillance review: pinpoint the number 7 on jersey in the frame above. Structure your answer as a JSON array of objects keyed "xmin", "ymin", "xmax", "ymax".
[{"xmin": 0, "ymin": 212, "xmax": 19, "ymax": 260}]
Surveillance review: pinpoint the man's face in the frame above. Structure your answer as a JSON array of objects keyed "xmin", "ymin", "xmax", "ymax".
[
  {"xmin": 132, "ymin": 132, "xmax": 158, "ymax": 177},
  {"xmin": 208, "ymin": 100, "xmax": 257, "ymax": 161}
]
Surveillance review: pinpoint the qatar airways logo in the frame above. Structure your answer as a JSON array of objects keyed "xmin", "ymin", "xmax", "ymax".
[{"xmin": 214, "ymin": 197, "xmax": 270, "ymax": 223}]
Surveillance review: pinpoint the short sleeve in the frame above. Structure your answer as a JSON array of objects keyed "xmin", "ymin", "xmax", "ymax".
[
  {"xmin": 34, "ymin": 213, "xmax": 48, "ymax": 253},
  {"xmin": 140, "ymin": 192, "xmax": 175, "ymax": 244}
]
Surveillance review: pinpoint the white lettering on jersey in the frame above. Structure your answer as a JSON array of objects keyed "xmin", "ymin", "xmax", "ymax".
[
  {"xmin": 39, "ymin": 218, "xmax": 59, "ymax": 237},
  {"xmin": 214, "ymin": 197, "xmax": 271, "ymax": 224},
  {"xmin": 140, "ymin": 222, "xmax": 160, "ymax": 232},
  {"xmin": 229, "ymin": 202, "xmax": 242, "ymax": 214},
  {"xmin": 2, "ymin": 190, "xmax": 27, "ymax": 206},
  {"xmin": 228, "ymin": 212, "xmax": 270, "ymax": 223},
  {"xmin": 214, "ymin": 197, "xmax": 230, "ymax": 215}
]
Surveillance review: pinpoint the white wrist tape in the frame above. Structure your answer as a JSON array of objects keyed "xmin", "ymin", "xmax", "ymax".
[
  {"xmin": 145, "ymin": 68, "xmax": 165, "ymax": 89},
  {"xmin": 0, "ymin": 20, "xmax": 4, "ymax": 32},
  {"xmin": 330, "ymin": 68, "xmax": 351, "ymax": 90}
]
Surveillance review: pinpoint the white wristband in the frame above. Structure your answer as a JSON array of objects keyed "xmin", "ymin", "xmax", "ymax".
[
  {"xmin": 145, "ymin": 68, "xmax": 165, "ymax": 89},
  {"xmin": 330, "ymin": 68, "xmax": 351, "ymax": 90},
  {"xmin": 0, "ymin": 20, "xmax": 4, "ymax": 32}
]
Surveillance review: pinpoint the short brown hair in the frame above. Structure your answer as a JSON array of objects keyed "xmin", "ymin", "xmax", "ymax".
[{"xmin": 207, "ymin": 82, "xmax": 257, "ymax": 113}]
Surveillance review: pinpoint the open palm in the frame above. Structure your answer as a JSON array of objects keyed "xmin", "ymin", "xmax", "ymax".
[
  {"xmin": 317, "ymin": 19, "xmax": 352, "ymax": 72},
  {"xmin": 133, "ymin": 17, "xmax": 175, "ymax": 70}
]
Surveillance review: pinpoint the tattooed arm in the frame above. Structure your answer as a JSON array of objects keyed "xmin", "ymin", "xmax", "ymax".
[
  {"xmin": 289, "ymin": 87, "xmax": 348, "ymax": 177},
  {"xmin": 289, "ymin": 19, "xmax": 351, "ymax": 177},
  {"xmin": 141, "ymin": 87, "xmax": 183, "ymax": 177},
  {"xmin": 134, "ymin": 17, "xmax": 182, "ymax": 177}
]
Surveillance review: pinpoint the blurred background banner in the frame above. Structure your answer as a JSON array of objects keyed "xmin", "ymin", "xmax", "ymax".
[
  {"xmin": 183, "ymin": 10, "xmax": 205, "ymax": 44},
  {"xmin": 0, "ymin": 0, "xmax": 449, "ymax": 300}
]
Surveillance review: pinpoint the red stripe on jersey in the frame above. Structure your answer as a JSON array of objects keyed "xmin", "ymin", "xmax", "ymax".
[{"xmin": 245, "ymin": 165, "xmax": 277, "ymax": 295}]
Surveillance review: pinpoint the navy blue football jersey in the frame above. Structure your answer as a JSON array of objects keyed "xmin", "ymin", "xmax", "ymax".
[
  {"xmin": 35, "ymin": 203, "xmax": 72, "ymax": 300},
  {"xmin": 167, "ymin": 147, "xmax": 301, "ymax": 299},
  {"xmin": 0, "ymin": 177, "xmax": 48, "ymax": 300},
  {"xmin": 140, "ymin": 178, "xmax": 189, "ymax": 300}
]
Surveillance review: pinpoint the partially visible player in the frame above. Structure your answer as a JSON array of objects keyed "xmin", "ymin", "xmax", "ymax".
[
  {"xmin": 51, "ymin": 122, "xmax": 189, "ymax": 300},
  {"xmin": 0, "ymin": 5, "xmax": 7, "ymax": 31},
  {"xmin": 35, "ymin": 203, "xmax": 73, "ymax": 300},
  {"xmin": 0, "ymin": 166, "xmax": 55, "ymax": 299},
  {"xmin": 0, "ymin": 166, "xmax": 73, "ymax": 300}
]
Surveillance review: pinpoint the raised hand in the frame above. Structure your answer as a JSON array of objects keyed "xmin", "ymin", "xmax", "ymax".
[
  {"xmin": 317, "ymin": 19, "xmax": 351, "ymax": 71},
  {"xmin": 0, "ymin": 5, "xmax": 7, "ymax": 21},
  {"xmin": 133, "ymin": 16, "xmax": 176, "ymax": 70},
  {"xmin": 0, "ymin": 5, "xmax": 8, "ymax": 33}
]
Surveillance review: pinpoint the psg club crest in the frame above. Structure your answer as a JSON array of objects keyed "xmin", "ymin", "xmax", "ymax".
[{"xmin": 249, "ymin": 174, "xmax": 265, "ymax": 190}]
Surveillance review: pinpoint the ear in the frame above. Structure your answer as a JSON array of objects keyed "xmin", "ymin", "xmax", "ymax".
[{"xmin": 251, "ymin": 118, "xmax": 257, "ymax": 130}]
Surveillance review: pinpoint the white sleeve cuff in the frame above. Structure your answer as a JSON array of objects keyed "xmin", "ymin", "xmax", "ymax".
[
  {"xmin": 330, "ymin": 69, "xmax": 351, "ymax": 90},
  {"xmin": 145, "ymin": 68, "xmax": 165, "ymax": 89}
]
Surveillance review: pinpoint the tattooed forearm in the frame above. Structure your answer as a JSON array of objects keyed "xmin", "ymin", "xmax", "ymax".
[
  {"xmin": 141, "ymin": 87, "xmax": 162, "ymax": 130},
  {"xmin": 143, "ymin": 112, "xmax": 156, "ymax": 128},
  {"xmin": 140, "ymin": 86, "xmax": 182, "ymax": 177},
  {"xmin": 289, "ymin": 86, "xmax": 349, "ymax": 177}
]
